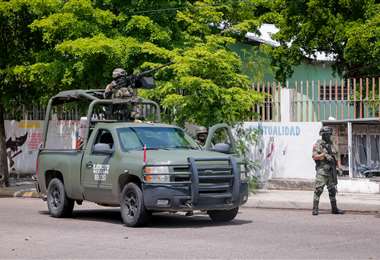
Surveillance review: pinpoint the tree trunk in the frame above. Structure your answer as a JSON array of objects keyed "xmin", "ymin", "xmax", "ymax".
[{"xmin": 0, "ymin": 103, "xmax": 9, "ymax": 187}]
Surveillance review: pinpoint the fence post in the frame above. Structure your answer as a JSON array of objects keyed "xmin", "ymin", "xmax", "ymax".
[
  {"xmin": 341, "ymin": 79, "xmax": 344, "ymax": 120},
  {"xmin": 359, "ymin": 78, "xmax": 363, "ymax": 118},
  {"xmin": 329, "ymin": 80, "xmax": 332, "ymax": 119},
  {"xmin": 347, "ymin": 79, "xmax": 350, "ymax": 119},
  {"xmin": 353, "ymin": 78, "xmax": 357, "ymax": 119},
  {"xmin": 335, "ymin": 79, "xmax": 338, "ymax": 119},
  {"xmin": 300, "ymin": 81, "xmax": 304, "ymax": 122},
  {"xmin": 366, "ymin": 78, "xmax": 369, "ymax": 118},
  {"xmin": 306, "ymin": 80, "xmax": 309, "ymax": 122},
  {"xmin": 267, "ymin": 81, "xmax": 271, "ymax": 121},
  {"xmin": 317, "ymin": 80, "xmax": 321, "ymax": 121},
  {"xmin": 311, "ymin": 80, "xmax": 315, "ymax": 122},
  {"xmin": 372, "ymin": 77, "xmax": 375, "ymax": 117},
  {"xmin": 295, "ymin": 81, "xmax": 298, "ymax": 121},
  {"xmin": 277, "ymin": 82, "xmax": 281, "ymax": 122}
]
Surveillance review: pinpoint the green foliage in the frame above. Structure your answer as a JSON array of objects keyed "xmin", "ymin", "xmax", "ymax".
[
  {"xmin": 124, "ymin": 15, "xmax": 171, "ymax": 46},
  {"xmin": 142, "ymin": 37, "xmax": 264, "ymax": 126},
  {"xmin": 234, "ymin": 123, "xmax": 261, "ymax": 193},
  {"xmin": 265, "ymin": 0, "xmax": 380, "ymax": 81},
  {"xmin": 30, "ymin": 1, "xmax": 117, "ymax": 44},
  {"xmin": 1, "ymin": 0, "xmax": 266, "ymax": 127}
]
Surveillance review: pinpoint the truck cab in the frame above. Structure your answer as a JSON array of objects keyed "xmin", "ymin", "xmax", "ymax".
[{"xmin": 36, "ymin": 90, "xmax": 249, "ymax": 227}]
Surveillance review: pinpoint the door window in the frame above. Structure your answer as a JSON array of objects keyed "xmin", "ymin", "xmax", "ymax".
[
  {"xmin": 93, "ymin": 129, "xmax": 114, "ymax": 150},
  {"xmin": 211, "ymin": 127, "xmax": 232, "ymax": 147}
]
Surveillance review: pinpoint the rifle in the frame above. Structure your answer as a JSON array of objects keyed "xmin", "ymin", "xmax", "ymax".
[
  {"xmin": 324, "ymin": 143, "xmax": 338, "ymax": 186},
  {"xmin": 112, "ymin": 62, "xmax": 172, "ymax": 90}
]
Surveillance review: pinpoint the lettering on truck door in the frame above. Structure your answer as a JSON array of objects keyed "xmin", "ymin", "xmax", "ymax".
[{"xmin": 81, "ymin": 129, "xmax": 115, "ymax": 203}]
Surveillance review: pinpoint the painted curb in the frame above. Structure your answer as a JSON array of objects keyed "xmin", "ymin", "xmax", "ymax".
[
  {"xmin": 13, "ymin": 189, "xmax": 40, "ymax": 198},
  {"xmin": 0, "ymin": 188, "xmax": 40, "ymax": 198}
]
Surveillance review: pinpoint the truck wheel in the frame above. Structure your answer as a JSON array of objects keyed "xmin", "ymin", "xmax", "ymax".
[
  {"xmin": 120, "ymin": 183, "xmax": 151, "ymax": 227},
  {"xmin": 47, "ymin": 178, "xmax": 74, "ymax": 218},
  {"xmin": 208, "ymin": 207, "xmax": 239, "ymax": 222}
]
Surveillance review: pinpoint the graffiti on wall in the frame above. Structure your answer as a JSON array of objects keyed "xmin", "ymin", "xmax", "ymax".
[
  {"xmin": 244, "ymin": 122, "xmax": 321, "ymax": 184},
  {"xmin": 6, "ymin": 132, "xmax": 28, "ymax": 171},
  {"xmin": 5, "ymin": 120, "xmax": 78, "ymax": 174}
]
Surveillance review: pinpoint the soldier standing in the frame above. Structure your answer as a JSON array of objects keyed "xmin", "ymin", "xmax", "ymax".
[{"xmin": 312, "ymin": 126, "xmax": 344, "ymax": 215}]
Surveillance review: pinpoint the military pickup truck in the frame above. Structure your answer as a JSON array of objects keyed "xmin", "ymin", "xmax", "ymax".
[{"xmin": 35, "ymin": 89, "xmax": 249, "ymax": 227}]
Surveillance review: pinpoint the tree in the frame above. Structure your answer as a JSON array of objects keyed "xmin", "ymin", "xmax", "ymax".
[
  {"xmin": 0, "ymin": 0, "xmax": 266, "ymax": 186},
  {"xmin": 262, "ymin": 0, "xmax": 380, "ymax": 82},
  {"xmin": 143, "ymin": 36, "xmax": 263, "ymax": 126},
  {"xmin": 27, "ymin": 0, "xmax": 266, "ymax": 125},
  {"xmin": 0, "ymin": 0, "xmax": 61, "ymax": 187}
]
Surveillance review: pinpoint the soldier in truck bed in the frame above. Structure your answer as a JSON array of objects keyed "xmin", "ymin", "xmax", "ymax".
[
  {"xmin": 312, "ymin": 126, "xmax": 344, "ymax": 216},
  {"xmin": 104, "ymin": 68, "xmax": 134, "ymax": 99}
]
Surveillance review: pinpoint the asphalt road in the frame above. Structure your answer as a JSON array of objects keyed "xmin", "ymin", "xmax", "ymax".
[{"xmin": 0, "ymin": 198, "xmax": 379, "ymax": 259}]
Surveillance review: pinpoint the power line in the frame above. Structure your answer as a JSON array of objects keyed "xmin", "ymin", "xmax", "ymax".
[{"xmin": 124, "ymin": 1, "xmax": 256, "ymax": 15}]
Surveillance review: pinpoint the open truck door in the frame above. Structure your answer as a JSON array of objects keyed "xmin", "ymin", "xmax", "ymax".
[{"xmin": 204, "ymin": 123, "xmax": 237, "ymax": 155}]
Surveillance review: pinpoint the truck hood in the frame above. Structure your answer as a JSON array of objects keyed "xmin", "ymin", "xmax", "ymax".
[{"xmin": 126, "ymin": 149, "xmax": 235, "ymax": 165}]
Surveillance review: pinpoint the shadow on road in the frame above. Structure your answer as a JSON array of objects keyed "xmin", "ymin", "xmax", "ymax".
[
  {"xmin": 39, "ymin": 209, "xmax": 123, "ymax": 224},
  {"xmin": 38, "ymin": 209, "xmax": 252, "ymax": 228},
  {"xmin": 149, "ymin": 212, "xmax": 252, "ymax": 229}
]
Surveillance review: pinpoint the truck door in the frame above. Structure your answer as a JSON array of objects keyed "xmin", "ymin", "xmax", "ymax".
[
  {"xmin": 81, "ymin": 128, "xmax": 115, "ymax": 203},
  {"xmin": 204, "ymin": 123, "xmax": 237, "ymax": 154}
]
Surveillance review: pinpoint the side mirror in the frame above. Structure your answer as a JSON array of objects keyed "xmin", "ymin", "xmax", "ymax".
[
  {"xmin": 93, "ymin": 143, "xmax": 114, "ymax": 155},
  {"xmin": 212, "ymin": 143, "xmax": 231, "ymax": 154}
]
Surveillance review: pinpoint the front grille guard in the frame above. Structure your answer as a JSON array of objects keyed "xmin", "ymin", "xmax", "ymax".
[
  {"xmin": 188, "ymin": 157, "xmax": 240, "ymax": 205},
  {"xmin": 143, "ymin": 157, "xmax": 240, "ymax": 206}
]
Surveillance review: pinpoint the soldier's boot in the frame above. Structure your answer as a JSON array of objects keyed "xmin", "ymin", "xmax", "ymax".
[
  {"xmin": 330, "ymin": 200, "xmax": 344, "ymax": 214},
  {"xmin": 313, "ymin": 187, "xmax": 323, "ymax": 216},
  {"xmin": 312, "ymin": 200, "xmax": 319, "ymax": 216}
]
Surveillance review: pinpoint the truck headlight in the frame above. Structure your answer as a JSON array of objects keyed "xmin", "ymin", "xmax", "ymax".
[
  {"xmin": 144, "ymin": 166, "xmax": 170, "ymax": 183},
  {"xmin": 240, "ymin": 164, "xmax": 248, "ymax": 181}
]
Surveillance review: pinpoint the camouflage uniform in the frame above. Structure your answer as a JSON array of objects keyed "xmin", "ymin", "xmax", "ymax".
[
  {"xmin": 312, "ymin": 126, "xmax": 344, "ymax": 215},
  {"xmin": 104, "ymin": 68, "xmax": 133, "ymax": 99}
]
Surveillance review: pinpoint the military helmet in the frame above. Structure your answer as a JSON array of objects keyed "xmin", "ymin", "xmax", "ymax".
[
  {"xmin": 196, "ymin": 126, "xmax": 208, "ymax": 134},
  {"xmin": 112, "ymin": 68, "xmax": 126, "ymax": 79},
  {"xmin": 319, "ymin": 126, "xmax": 333, "ymax": 136}
]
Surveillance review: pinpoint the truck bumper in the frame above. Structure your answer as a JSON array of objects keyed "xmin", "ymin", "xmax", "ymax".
[{"xmin": 142, "ymin": 182, "xmax": 248, "ymax": 211}]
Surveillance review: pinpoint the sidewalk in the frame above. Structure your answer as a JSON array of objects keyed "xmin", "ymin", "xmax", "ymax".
[{"xmin": 243, "ymin": 189, "xmax": 380, "ymax": 213}]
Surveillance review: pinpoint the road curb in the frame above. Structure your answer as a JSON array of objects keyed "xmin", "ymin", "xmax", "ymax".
[
  {"xmin": 243, "ymin": 195, "xmax": 380, "ymax": 213},
  {"xmin": 0, "ymin": 188, "xmax": 40, "ymax": 198}
]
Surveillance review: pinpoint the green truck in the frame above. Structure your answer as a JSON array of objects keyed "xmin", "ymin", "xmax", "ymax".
[{"xmin": 35, "ymin": 89, "xmax": 249, "ymax": 227}]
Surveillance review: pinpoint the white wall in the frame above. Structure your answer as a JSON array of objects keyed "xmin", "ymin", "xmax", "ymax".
[
  {"xmin": 244, "ymin": 122, "xmax": 322, "ymax": 182},
  {"xmin": 5, "ymin": 120, "xmax": 79, "ymax": 174}
]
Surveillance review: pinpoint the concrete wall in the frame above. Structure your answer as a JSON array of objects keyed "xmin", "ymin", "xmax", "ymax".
[
  {"xmin": 6, "ymin": 120, "xmax": 79, "ymax": 174},
  {"xmin": 244, "ymin": 122, "xmax": 322, "ymax": 182}
]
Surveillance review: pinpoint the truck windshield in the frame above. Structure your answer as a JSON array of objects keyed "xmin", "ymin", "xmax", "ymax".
[{"xmin": 117, "ymin": 127, "xmax": 199, "ymax": 151}]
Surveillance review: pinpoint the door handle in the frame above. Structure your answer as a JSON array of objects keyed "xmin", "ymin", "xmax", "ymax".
[{"xmin": 86, "ymin": 161, "xmax": 93, "ymax": 169}]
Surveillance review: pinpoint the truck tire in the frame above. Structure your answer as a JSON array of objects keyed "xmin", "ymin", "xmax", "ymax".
[
  {"xmin": 208, "ymin": 207, "xmax": 239, "ymax": 222},
  {"xmin": 120, "ymin": 183, "xmax": 151, "ymax": 227},
  {"xmin": 47, "ymin": 178, "xmax": 74, "ymax": 218}
]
